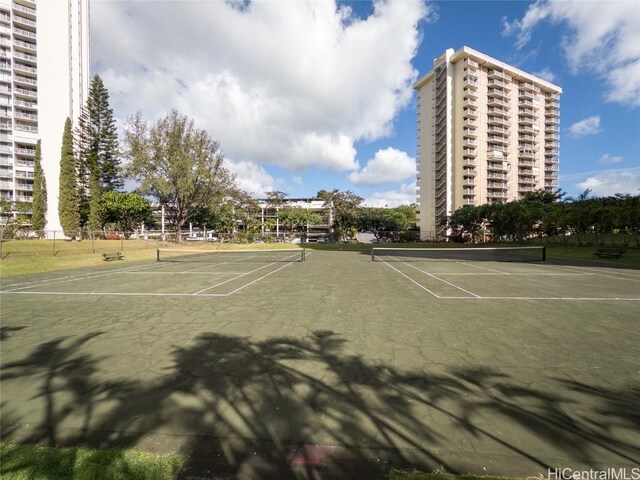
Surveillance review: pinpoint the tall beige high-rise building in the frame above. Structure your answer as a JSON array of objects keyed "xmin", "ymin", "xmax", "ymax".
[
  {"xmin": 0, "ymin": 0, "xmax": 89, "ymax": 232},
  {"xmin": 414, "ymin": 46, "xmax": 561, "ymax": 240}
]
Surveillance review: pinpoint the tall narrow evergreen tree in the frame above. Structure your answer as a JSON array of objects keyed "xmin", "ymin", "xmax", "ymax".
[
  {"xmin": 31, "ymin": 140, "xmax": 47, "ymax": 232},
  {"xmin": 75, "ymin": 74, "xmax": 121, "ymax": 228},
  {"xmin": 59, "ymin": 118, "xmax": 80, "ymax": 239}
]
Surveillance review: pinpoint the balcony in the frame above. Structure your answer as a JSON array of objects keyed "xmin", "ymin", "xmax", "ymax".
[
  {"xmin": 13, "ymin": 15, "xmax": 36, "ymax": 28},
  {"xmin": 487, "ymin": 116, "xmax": 508, "ymax": 126},
  {"xmin": 488, "ymin": 135, "xmax": 508, "ymax": 145},
  {"xmin": 14, "ymin": 99, "xmax": 36, "ymax": 109},
  {"xmin": 13, "ymin": 39, "xmax": 36, "ymax": 52},
  {"xmin": 463, "ymin": 128, "xmax": 477, "ymax": 138},
  {"xmin": 487, "ymin": 191, "xmax": 508, "ymax": 198},
  {"xmin": 14, "ymin": 87, "xmax": 36, "ymax": 98},
  {"xmin": 15, "ymin": 146, "xmax": 35, "ymax": 156},
  {"xmin": 519, "ymin": 108, "xmax": 535, "ymax": 116},
  {"xmin": 15, "ymin": 170, "xmax": 34, "ymax": 179},
  {"xmin": 487, "ymin": 161, "xmax": 507, "ymax": 172},
  {"xmin": 518, "ymin": 116, "xmax": 534, "ymax": 125},
  {"xmin": 518, "ymin": 158, "xmax": 535, "ymax": 167},
  {"xmin": 463, "ymin": 177, "xmax": 475, "ymax": 187},
  {"xmin": 488, "ymin": 181, "xmax": 508, "ymax": 189},
  {"xmin": 488, "ymin": 107, "xmax": 508, "ymax": 117},
  {"xmin": 519, "ymin": 90, "xmax": 535, "ymax": 100},
  {"xmin": 488, "ymin": 126, "xmax": 509, "ymax": 135},
  {"xmin": 463, "ymin": 166, "xmax": 477, "ymax": 177},
  {"xmin": 488, "ymin": 88, "xmax": 509, "ymax": 99},
  {"xmin": 13, "ymin": 75, "xmax": 36, "ymax": 86},
  {"xmin": 519, "ymin": 82, "xmax": 537, "ymax": 93},
  {"xmin": 546, "ymin": 117, "xmax": 559, "ymax": 126},
  {"xmin": 518, "ymin": 99, "xmax": 536, "ymax": 108},
  {"xmin": 463, "ymin": 87, "xmax": 478, "ymax": 99},
  {"xmin": 545, "ymin": 142, "xmax": 560, "ymax": 149},
  {"xmin": 464, "ymin": 118, "xmax": 477, "ymax": 127},
  {"xmin": 518, "ymin": 167, "xmax": 534, "ymax": 175},
  {"xmin": 545, "ymin": 165, "xmax": 560, "ymax": 172},
  {"xmin": 519, "ymin": 125, "xmax": 535, "ymax": 134},
  {"xmin": 14, "ymin": 122, "xmax": 36, "ymax": 132},
  {"xmin": 13, "ymin": 63, "xmax": 37, "ymax": 75},
  {"xmin": 462, "ymin": 147, "xmax": 476, "ymax": 156},
  {"xmin": 464, "ymin": 75, "xmax": 479, "ymax": 87},
  {"xmin": 463, "ymin": 137, "xmax": 477, "ymax": 146},
  {"xmin": 545, "ymin": 108, "xmax": 559, "ymax": 118},
  {"xmin": 487, "ymin": 97, "xmax": 510, "ymax": 108},
  {"xmin": 12, "ymin": 4, "xmax": 36, "ymax": 18},
  {"xmin": 465, "ymin": 58, "xmax": 479, "ymax": 69},
  {"xmin": 518, "ymin": 150, "xmax": 536, "ymax": 160},
  {"xmin": 488, "ymin": 69, "xmax": 509, "ymax": 80},
  {"xmin": 488, "ymin": 78, "xmax": 506, "ymax": 88},
  {"xmin": 15, "ymin": 183, "xmax": 33, "ymax": 191},
  {"xmin": 14, "ymin": 110, "xmax": 37, "ymax": 121},
  {"xmin": 13, "ymin": 27, "xmax": 36, "ymax": 40},
  {"xmin": 545, "ymin": 133, "xmax": 559, "ymax": 141},
  {"xmin": 519, "ymin": 134, "xmax": 536, "ymax": 142},
  {"xmin": 463, "ymin": 157, "xmax": 476, "ymax": 166},
  {"xmin": 487, "ymin": 172, "xmax": 508, "ymax": 180},
  {"xmin": 463, "ymin": 99, "xmax": 478, "ymax": 108},
  {"xmin": 463, "ymin": 107, "xmax": 478, "ymax": 119},
  {"xmin": 13, "ymin": 51, "xmax": 37, "ymax": 64}
]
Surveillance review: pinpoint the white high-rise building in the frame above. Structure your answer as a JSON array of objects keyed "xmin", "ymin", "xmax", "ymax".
[
  {"xmin": 414, "ymin": 47, "xmax": 562, "ymax": 240},
  {"xmin": 0, "ymin": 0, "xmax": 89, "ymax": 232}
]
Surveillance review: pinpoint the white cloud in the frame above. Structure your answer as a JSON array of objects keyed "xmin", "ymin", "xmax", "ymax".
[
  {"xmin": 568, "ymin": 115, "xmax": 601, "ymax": 137},
  {"xmin": 574, "ymin": 168, "xmax": 640, "ymax": 197},
  {"xmin": 292, "ymin": 176, "xmax": 303, "ymax": 186},
  {"xmin": 225, "ymin": 159, "xmax": 278, "ymax": 197},
  {"xmin": 363, "ymin": 182, "xmax": 417, "ymax": 207},
  {"xmin": 599, "ymin": 154, "xmax": 624, "ymax": 165},
  {"xmin": 503, "ymin": 1, "xmax": 640, "ymax": 107},
  {"xmin": 533, "ymin": 67, "xmax": 557, "ymax": 84},
  {"xmin": 349, "ymin": 147, "xmax": 416, "ymax": 185},
  {"xmin": 93, "ymin": 0, "xmax": 429, "ymax": 173}
]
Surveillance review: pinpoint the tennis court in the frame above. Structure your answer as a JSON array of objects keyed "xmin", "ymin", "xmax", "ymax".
[
  {"xmin": 1, "ymin": 248, "xmax": 639, "ymax": 477},
  {"xmin": 372, "ymin": 247, "xmax": 640, "ymax": 300},
  {"xmin": 0, "ymin": 248, "xmax": 307, "ymax": 297}
]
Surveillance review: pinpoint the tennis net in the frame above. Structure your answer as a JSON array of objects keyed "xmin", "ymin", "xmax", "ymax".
[
  {"xmin": 371, "ymin": 246, "xmax": 546, "ymax": 262},
  {"xmin": 156, "ymin": 248, "xmax": 306, "ymax": 263}
]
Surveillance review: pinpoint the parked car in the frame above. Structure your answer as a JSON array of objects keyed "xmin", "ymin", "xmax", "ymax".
[{"xmin": 275, "ymin": 237, "xmax": 285, "ymax": 243}]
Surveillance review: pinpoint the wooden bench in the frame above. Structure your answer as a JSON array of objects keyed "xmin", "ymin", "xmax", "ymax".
[
  {"xmin": 103, "ymin": 252, "xmax": 124, "ymax": 261},
  {"xmin": 594, "ymin": 247, "xmax": 624, "ymax": 259}
]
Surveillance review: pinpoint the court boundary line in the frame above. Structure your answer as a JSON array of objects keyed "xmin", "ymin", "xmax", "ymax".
[
  {"xmin": 399, "ymin": 260, "xmax": 480, "ymax": 298},
  {"xmin": 0, "ymin": 291, "xmax": 230, "ymax": 297},
  {"xmin": 378, "ymin": 257, "xmax": 639, "ymax": 302},
  {"xmin": 222, "ymin": 262, "xmax": 294, "ymax": 296},
  {"xmin": 381, "ymin": 261, "xmax": 440, "ymax": 298},
  {"xmin": 2, "ymin": 262, "xmax": 170, "ymax": 291}
]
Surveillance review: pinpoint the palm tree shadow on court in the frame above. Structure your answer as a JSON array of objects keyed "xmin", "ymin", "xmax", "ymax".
[{"xmin": 1, "ymin": 330, "xmax": 639, "ymax": 479}]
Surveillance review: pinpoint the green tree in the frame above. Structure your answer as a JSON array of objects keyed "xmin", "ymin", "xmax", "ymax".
[
  {"xmin": 318, "ymin": 189, "xmax": 363, "ymax": 241},
  {"xmin": 76, "ymin": 74, "xmax": 121, "ymax": 192},
  {"xmin": 277, "ymin": 207, "xmax": 322, "ymax": 237},
  {"xmin": 58, "ymin": 118, "xmax": 80, "ymax": 239},
  {"xmin": 358, "ymin": 207, "xmax": 412, "ymax": 242},
  {"xmin": 123, "ymin": 110, "xmax": 235, "ymax": 241},
  {"xmin": 101, "ymin": 191, "xmax": 154, "ymax": 233},
  {"xmin": 31, "ymin": 140, "xmax": 47, "ymax": 233}
]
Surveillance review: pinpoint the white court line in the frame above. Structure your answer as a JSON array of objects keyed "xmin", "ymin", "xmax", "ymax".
[
  {"xmin": 459, "ymin": 262, "xmax": 507, "ymax": 274},
  {"xmin": 192, "ymin": 252, "xmax": 300, "ymax": 295},
  {"xmin": 122, "ymin": 271, "xmax": 245, "ymax": 275},
  {"xmin": 437, "ymin": 296, "xmax": 640, "ymax": 301},
  {"xmin": 0, "ymin": 291, "xmax": 229, "ymax": 297},
  {"xmin": 399, "ymin": 260, "xmax": 480, "ymax": 298},
  {"xmin": 545, "ymin": 264, "xmax": 640, "ymax": 282},
  {"xmin": 223, "ymin": 262, "xmax": 294, "ymax": 296},
  {"xmin": 2, "ymin": 262, "xmax": 170, "ymax": 291},
  {"xmin": 433, "ymin": 272, "xmax": 595, "ymax": 276},
  {"xmin": 381, "ymin": 261, "xmax": 440, "ymax": 298}
]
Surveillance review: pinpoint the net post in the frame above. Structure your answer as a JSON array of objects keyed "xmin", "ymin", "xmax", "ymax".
[
  {"xmin": 371, "ymin": 248, "xmax": 375, "ymax": 261},
  {"xmin": 156, "ymin": 248, "xmax": 160, "ymax": 262},
  {"xmin": 542, "ymin": 246, "xmax": 546, "ymax": 262},
  {"xmin": 302, "ymin": 248, "xmax": 305, "ymax": 262}
]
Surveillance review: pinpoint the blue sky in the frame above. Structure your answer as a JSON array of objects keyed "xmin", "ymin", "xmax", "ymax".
[{"xmin": 92, "ymin": 0, "xmax": 640, "ymax": 205}]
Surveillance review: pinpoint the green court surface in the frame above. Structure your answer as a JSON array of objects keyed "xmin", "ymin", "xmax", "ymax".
[{"xmin": 1, "ymin": 249, "xmax": 638, "ymax": 478}]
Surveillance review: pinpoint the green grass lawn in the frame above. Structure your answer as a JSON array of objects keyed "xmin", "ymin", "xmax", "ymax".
[
  {"xmin": 0, "ymin": 443, "xmax": 183, "ymax": 480},
  {"xmin": 1, "ymin": 239, "xmax": 637, "ymax": 278},
  {"xmin": 0, "ymin": 443, "xmax": 520, "ymax": 480}
]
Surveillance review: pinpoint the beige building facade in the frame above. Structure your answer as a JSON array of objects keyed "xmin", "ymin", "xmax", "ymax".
[
  {"xmin": 0, "ymin": 0, "xmax": 89, "ymax": 232},
  {"xmin": 414, "ymin": 46, "xmax": 562, "ymax": 240}
]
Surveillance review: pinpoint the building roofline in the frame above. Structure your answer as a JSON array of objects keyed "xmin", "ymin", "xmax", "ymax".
[{"xmin": 413, "ymin": 46, "xmax": 563, "ymax": 93}]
